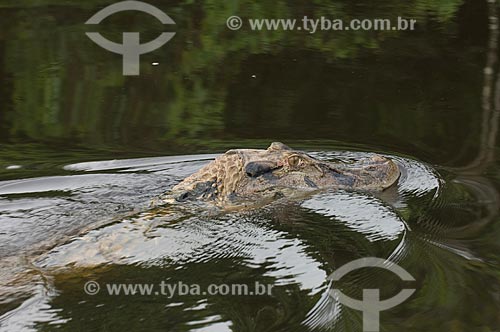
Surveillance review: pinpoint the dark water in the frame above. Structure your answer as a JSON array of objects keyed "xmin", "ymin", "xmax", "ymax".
[{"xmin": 1, "ymin": 0, "xmax": 500, "ymax": 331}]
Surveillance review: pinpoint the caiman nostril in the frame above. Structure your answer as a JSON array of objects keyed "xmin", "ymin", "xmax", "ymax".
[
  {"xmin": 175, "ymin": 191, "xmax": 190, "ymax": 202},
  {"xmin": 245, "ymin": 161, "xmax": 274, "ymax": 178}
]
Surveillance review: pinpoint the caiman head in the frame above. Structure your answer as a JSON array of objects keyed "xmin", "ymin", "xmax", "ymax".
[{"xmin": 164, "ymin": 142, "xmax": 400, "ymax": 207}]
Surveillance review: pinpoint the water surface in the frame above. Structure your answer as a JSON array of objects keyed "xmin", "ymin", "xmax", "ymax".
[{"xmin": 1, "ymin": 0, "xmax": 500, "ymax": 331}]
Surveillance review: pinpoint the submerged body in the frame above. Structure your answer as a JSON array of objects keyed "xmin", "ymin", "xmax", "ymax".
[{"xmin": 159, "ymin": 142, "xmax": 400, "ymax": 207}]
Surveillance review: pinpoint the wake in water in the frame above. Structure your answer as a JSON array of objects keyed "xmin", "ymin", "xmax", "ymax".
[{"xmin": 1, "ymin": 151, "xmax": 497, "ymax": 331}]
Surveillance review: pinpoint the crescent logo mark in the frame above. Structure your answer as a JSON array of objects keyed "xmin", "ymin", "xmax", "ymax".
[{"xmin": 85, "ymin": 1, "xmax": 176, "ymax": 75}]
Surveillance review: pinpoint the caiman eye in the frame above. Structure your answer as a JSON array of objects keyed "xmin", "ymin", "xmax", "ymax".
[{"xmin": 287, "ymin": 155, "xmax": 304, "ymax": 169}]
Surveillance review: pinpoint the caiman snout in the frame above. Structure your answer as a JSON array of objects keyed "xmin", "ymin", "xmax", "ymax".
[
  {"xmin": 166, "ymin": 142, "xmax": 401, "ymax": 207},
  {"xmin": 245, "ymin": 161, "xmax": 275, "ymax": 178}
]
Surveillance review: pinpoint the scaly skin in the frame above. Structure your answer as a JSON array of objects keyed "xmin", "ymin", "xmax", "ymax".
[{"xmin": 159, "ymin": 142, "xmax": 400, "ymax": 207}]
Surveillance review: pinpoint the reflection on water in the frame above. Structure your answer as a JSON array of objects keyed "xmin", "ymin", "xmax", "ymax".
[
  {"xmin": 0, "ymin": 151, "xmax": 499, "ymax": 331},
  {"xmin": 0, "ymin": 0, "xmax": 489, "ymax": 162},
  {"xmin": 1, "ymin": 0, "xmax": 500, "ymax": 330},
  {"xmin": 301, "ymin": 192, "xmax": 406, "ymax": 242}
]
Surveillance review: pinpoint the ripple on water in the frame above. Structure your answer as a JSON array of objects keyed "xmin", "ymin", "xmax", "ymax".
[
  {"xmin": 4, "ymin": 151, "xmax": 485, "ymax": 332},
  {"xmin": 301, "ymin": 191, "xmax": 407, "ymax": 242},
  {"xmin": 0, "ymin": 155, "xmax": 219, "ymax": 258},
  {"xmin": 35, "ymin": 212, "xmax": 328, "ymax": 291}
]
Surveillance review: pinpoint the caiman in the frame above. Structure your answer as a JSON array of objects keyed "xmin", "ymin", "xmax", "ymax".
[
  {"xmin": 0, "ymin": 142, "xmax": 402, "ymax": 300},
  {"xmin": 156, "ymin": 142, "xmax": 400, "ymax": 208}
]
